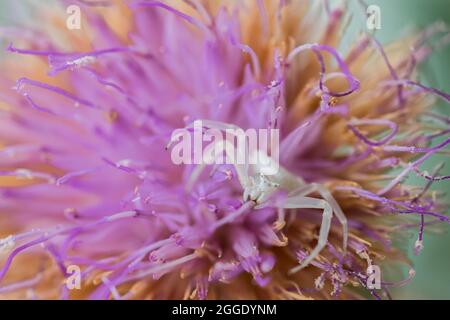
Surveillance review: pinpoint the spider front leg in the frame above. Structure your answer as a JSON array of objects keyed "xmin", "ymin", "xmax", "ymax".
[
  {"xmin": 185, "ymin": 139, "xmax": 250, "ymax": 192},
  {"xmin": 271, "ymin": 184, "xmax": 317, "ymax": 231},
  {"xmin": 285, "ymin": 183, "xmax": 348, "ymax": 251},
  {"xmin": 309, "ymin": 183, "xmax": 348, "ymax": 251},
  {"xmin": 273, "ymin": 207, "xmax": 286, "ymax": 231},
  {"xmin": 274, "ymin": 195, "xmax": 333, "ymax": 274}
]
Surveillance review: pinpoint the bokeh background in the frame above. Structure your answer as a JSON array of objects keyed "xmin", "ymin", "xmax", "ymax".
[
  {"xmin": 343, "ymin": 0, "xmax": 450, "ymax": 299},
  {"xmin": 0, "ymin": 0, "xmax": 449, "ymax": 299}
]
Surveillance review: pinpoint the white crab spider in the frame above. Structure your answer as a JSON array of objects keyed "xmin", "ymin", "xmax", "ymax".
[{"xmin": 180, "ymin": 120, "xmax": 348, "ymax": 274}]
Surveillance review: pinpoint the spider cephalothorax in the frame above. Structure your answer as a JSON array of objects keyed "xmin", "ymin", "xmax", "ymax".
[{"xmin": 244, "ymin": 173, "xmax": 280, "ymax": 204}]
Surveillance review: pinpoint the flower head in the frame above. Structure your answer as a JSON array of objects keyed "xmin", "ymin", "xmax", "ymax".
[{"xmin": 0, "ymin": 0, "xmax": 449, "ymax": 299}]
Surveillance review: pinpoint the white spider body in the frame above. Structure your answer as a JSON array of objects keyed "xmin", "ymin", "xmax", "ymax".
[
  {"xmin": 241, "ymin": 150, "xmax": 303, "ymax": 204},
  {"xmin": 181, "ymin": 120, "xmax": 348, "ymax": 274}
]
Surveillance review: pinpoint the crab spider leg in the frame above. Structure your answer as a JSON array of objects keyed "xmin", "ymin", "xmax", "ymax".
[
  {"xmin": 186, "ymin": 139, "xmax": 249, "ymax": 192},
  {"xmin": 276, "ymin": 196, "xmax": 332, "ymax": 274},
  {"xmin": 287, "ymin": 184, "xmax": 316, "ymax": 197},
  {"xmin": 255, "ymin": 184, "xmax": 313, "ymax": 229},
  {"xmin": 273, "ymin": 207, "xmax": 286, "ymax": 230},
  {"xmin": 187, "ymin": 119, "xmax": 262, "ymax": 168},
  {"xmin": 283, "ymin": 183, "xmax": 347, "ymax": 251},
  {"xmin": 184, "ymin": 120, "xmax": 253, "ymax": 191},
  {"xmin": 186, "ymin": 162, "xmax": 208, "ymax": 192},
  {"xmin": 309, "ymin": 183, "xmax": 348, "ymax": 251},
  {"xmin": 265, "ymin": 184, "xmax": 317, "ymax": 231},
  {"xmin": 169, "ymin": 120, "xmax": 246, "ymax": 150}
]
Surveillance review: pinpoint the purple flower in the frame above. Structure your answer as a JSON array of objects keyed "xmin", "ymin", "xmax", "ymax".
[{"xmin": 0, "ymin": 0, "xmax": 449, "ymax": 299}]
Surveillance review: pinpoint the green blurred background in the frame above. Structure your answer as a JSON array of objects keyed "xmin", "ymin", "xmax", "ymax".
[
  {"xmin": 346, "ymin": 0, "xmax": 450, "ymax": 299},
  {"xmin": 0, "ymin": 0, "xmax": 449, "ymax": 299}
]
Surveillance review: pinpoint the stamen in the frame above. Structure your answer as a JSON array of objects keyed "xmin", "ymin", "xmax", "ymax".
[
  {"xmin": 105, "ymin": 210, "xmax": 138, "ymax": 222},
  {"xmin": 0, "ymin": 169, "xmax": 55, "ymax": 184},
  {"xmin": 210, "ymin": 201, "xmax": 255, "ymax": 231},
  {"xmin": 131, "ymin": 1, "xmax": 211, "ymax": 35},
  {"xmin": 56, "ymin": 167, "xmax": 102, "ymax": 186},
  {"xmin": 15, "ymin": 78, "xmax": 101, "ymax": 110},
  {"xmin": 125, "ymin": 252, "xmax": 198, "ymax": 281},
  {"xmin": 229, "ymin": 33, "xmax": 261, "ymax": 79},
  {"xmin": 0, "ymin": 235, "xmax": 15, "ymax": 255},
  {"xmin": 348, "ymin": 118, "xmax": 398, "ymax": 146},
  {"xmin": 371, "ymin": 37, "xmax": 405, "ymax": 106},
  {"xmin": 384, "ymin": 79, "xmax": 450, "ymax": 104},
  {"xmin": 287, "ymin": 43, "xmax": 360, "ymax": 97},
  {"xmin": 378, "ymin": 138, "xmax": 450, "ymax": 195},
  {"xmin": 0, "ymin": 274, "xmax": 42, "ymax": 294}
]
